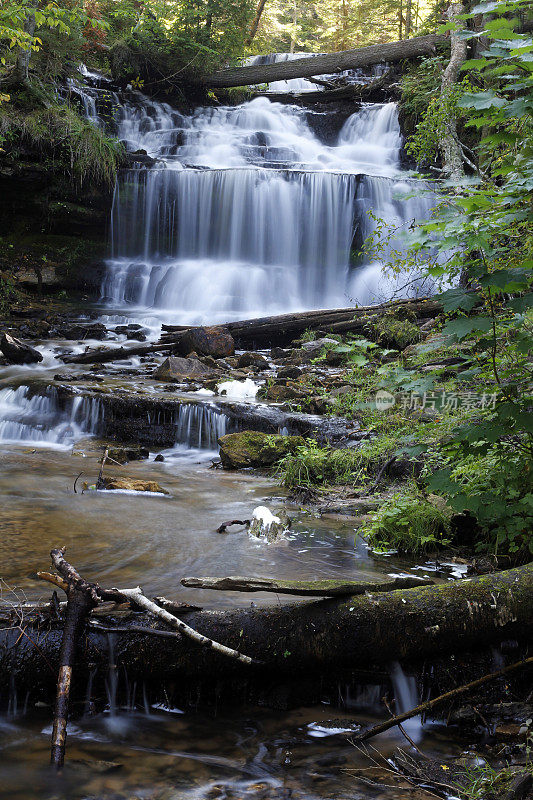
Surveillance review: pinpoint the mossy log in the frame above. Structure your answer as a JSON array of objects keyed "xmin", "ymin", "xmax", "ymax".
[
  {"xmin": 0, "ymin": 564, "xmax": 531, "ymax": 701},
  {"xmin": 180, "ymin": 575, "xmax": 434, "ymax": 595}
]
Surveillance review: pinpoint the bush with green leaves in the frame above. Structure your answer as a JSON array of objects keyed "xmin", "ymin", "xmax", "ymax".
[{"xmin": 361, "ymin": 486, "xmax": 452, "ymax": 555}]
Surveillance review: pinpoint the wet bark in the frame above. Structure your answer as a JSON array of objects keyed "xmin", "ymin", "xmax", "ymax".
[
  {"xmin": 1, "ymin": 563, "xmax": 531, "ymax": 701},
  {"xmin": 203, "ymin": 35, "xmax": 446, "ymax": 88}
]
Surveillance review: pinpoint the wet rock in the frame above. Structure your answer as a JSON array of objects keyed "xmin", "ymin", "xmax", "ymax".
[
  {"xmin": 99, "ymin": 477, "xmax": 169, "ymax": 494},
  {"xmin": 277, "ymin": 366, "xmax": 301, "ymax": 379},
  {"xmin": 325, "ymin": 349, "xmax": 345, "ymax": 366},
  {"xmin": 329, "ymin": 385, "xmax": 352, "ymax": 398},
  {"xmin": 154, "ymin": 454, "xmax": 165, "ymax": 462},
  {"xmin": 107, "ymin": 445, "xmax": 150, "ymax": 464},
  {"xmin": 271, "ymin": 346, "xmax": 289, "ymax": 360},
  {"xmin": 176, "ymin": 326, "xmax": 235, "ymax": 358},
  {"xmin": 0, "ymin": 332, "xmax": 43, "ymax": 364},
  {"xmin": 238, "ymin": 351, "xmax": 269, "ymax": 369},
  {"xmin": 287, "ymin": 338, "xmax": 337, "ymax": 365},
  {"xmin": 154, "ymin": 356, "xmax": 220, "ymax": 381},
  {"xmin": 53, "ymin": 322, "xmax": 107, "ymax": 340},
  {"xmin": 265, "ymin": 384, "xmax": 303, "ymax": 402},
  {"xmin": 218, "ymin": 430, "xmax": 304, "ymax": 469}
]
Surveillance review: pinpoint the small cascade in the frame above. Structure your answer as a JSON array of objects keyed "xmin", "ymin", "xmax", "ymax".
[
  {"xmin": 172, "ymin": 403, "xmax": 229, "ymax": 450},
  {"xmin": 0, "ymin": 385, "xmax": 102, "ymax": 447},
  {"xmin": 245, "ymin": 52, "xmax": 388, "ymax": 93},
  {"xmin": 390, "ymin": 662, "xmax": 422, "ymax": 741}
]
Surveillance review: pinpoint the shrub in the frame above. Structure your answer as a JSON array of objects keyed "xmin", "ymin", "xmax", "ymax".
[
  {"xmin": 277, "ymin": 440, "xmax": 366, "ymax": 488},
  {"xmin": 361, "ymin": 486, "xmax": 452, "ymax": 555}
]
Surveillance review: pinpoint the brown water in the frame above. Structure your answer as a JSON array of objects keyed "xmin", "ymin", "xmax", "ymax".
[
  {"xmin": 0, "ymin": 702, "xmax": 463, "ymax": 800},
  {"xmin": 0, "ymin": 424, "xmax": 457, "ymax": 800},
  {"xmin": 0, "ymin": 445, "xmax": 414, "ymax": 607}
]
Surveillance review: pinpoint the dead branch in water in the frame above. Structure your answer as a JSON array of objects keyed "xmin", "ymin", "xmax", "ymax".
[{"xmin": 352, "ymin": 656, "xmax": 533, "ymax": 744}]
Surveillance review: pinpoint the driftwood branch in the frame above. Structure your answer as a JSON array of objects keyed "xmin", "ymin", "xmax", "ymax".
[
  {"xmin": 47, "ymin": 547, "xmax": 100, "ymax": 771},
  {"xmin": 180, "ymin": 575, "xmax": 433, "ymax": 596},
  {"xmin": 353, "ymin": 655, "xmax": 533, "ymax": 743},
  {"xmin": 117, "ymin": 587, "xmax": 258, "ymax": 666}
]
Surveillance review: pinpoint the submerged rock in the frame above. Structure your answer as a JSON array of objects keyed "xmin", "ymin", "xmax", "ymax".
[
  {"xmin": 238, "ymin": 351, "xmax": 269, "ymax": 369},
  {"xmin": 0, "ymin": 333, "xmax": 43, "ymax": 364},
  {"xmin": 99, "ymin": 477, "xmax": 169, "ymax": 494},
  {"xmin": 176, "ymin": 326, "xmax": 235, "ymax": 359},
  {"xmin": 106, "ymin": 445, "xmax": 149, "ymax": 464},
  {"xmin": 218, "ymin": 430, "xmax": 304, "ymax": 469},
  {"xmin": 154, "ymin": 356, "xmax": 220, "ymax": 381}
]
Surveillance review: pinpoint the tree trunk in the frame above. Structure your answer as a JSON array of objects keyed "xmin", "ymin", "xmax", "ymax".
[
  {"xmin": 12, "ymin": 11, "xmax": 36, "ymax": 85},
  {"xmin": 245, "ymin": 0, "xmax": 268, "ymax": 46},
  {"xmin": 203, "ymin": 34, "xmax": 446, "ymax": 87},
  {"xmin": 439, "ymin": 3, "xmax": 467, "ymax": 181},
  {"xmin": 0, "ymin": 563, "xmax": 531, "ymax": 700}
]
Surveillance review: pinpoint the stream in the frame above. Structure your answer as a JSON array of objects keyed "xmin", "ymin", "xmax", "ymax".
[{"xmin": 0, "ymin": 59, "xmax": 468, "ymax": 800}]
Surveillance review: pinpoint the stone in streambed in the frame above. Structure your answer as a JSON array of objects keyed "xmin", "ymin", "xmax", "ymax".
[
  {"xmin": 100, "ymin": 477, "xmax": 169, "ymax": 494},
  {"xmin": 154, "ymin": 356, "xmax": 220, "ymax": 381},
  {"xmin": 218, "ymin": 430, "xmax": 304, "ymax": 470},
  {"xmin": 0, "ymin": 333, "xmax": 43, "ymax": 364},
  {"xmin": 238, "ymin": 351, "xmax": 269, "ymax": 369},
  {"xmin": 175, "ymin": 326, "xmax": 235, "ymax": 358},
  {"xmin": 106, "ymin": 446, "xmax": 149, "ymax": 464},
  {"xmin": 265, "ymin": 384, "xmax": 304, "ymax": 402}
]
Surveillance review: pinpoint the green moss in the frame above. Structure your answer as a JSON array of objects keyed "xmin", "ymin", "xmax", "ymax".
[
  {"xmin": 0, "ymin": 102, "xmax": 124, "ymax": 186},
  {"xmin": 218, "ymin": 431, "xmax": 305, "ymax": 470}
]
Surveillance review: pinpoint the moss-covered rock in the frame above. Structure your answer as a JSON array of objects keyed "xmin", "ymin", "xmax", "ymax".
[{"xmin": 218, "ymin": 430, "xmax": 305, "ymax": 470}]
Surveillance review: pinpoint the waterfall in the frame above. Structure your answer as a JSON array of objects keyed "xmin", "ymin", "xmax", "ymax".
[
  {"xmin": 72, "ymin": 64, "xmax": 437, "ymax": 321},
  {"xmin": 0, "ymin": 386, "xmax": 102, "ymax": 447},
  {"xmin": 0, "ymin": 385, "xmax": 229, "ymax": 451},
  {"xmin": 390, "ymin": 662, "xmax": 422, "ymax": 741}
]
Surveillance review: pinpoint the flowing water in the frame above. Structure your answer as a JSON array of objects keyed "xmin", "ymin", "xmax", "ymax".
[{"xmin": 0, "ymin": 62, "xmax": 456, "ymax": 800}]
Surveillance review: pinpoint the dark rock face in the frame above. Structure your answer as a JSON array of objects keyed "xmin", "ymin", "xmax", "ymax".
[
  {"xmin": 52, "ymin": 322, "xmax": 108, "ymax": 341},
  {"xmin": 305, "ymin": 103, "xmax": 360, "ymax": 145},
  {"xmin": 238, "ymin": 351, "xmax": 269, "ymax": 369},
  {"xmin": 0, "ymin": 333, "xmax": 43, "ymax": 364},
  {"xmin": 154, "ymin": 356, "xmax": 220, "ymax": 381},
  {"xmin": 176, "ymin": 326, "xmax": 235, "ymax": 359},
  {"xmin": 218, "ymin": 430, "xmax": 304, "ymax": 469}
]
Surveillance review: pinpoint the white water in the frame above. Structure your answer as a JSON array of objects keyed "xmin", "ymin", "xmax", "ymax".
[
  {"xmin": 245, "ymin": 52, "xmax": 388, "ymax": 93},
  {"xmin": 0, "ymin": 385, "xmax": 230, "ymax": 450},
  {"xmin": 70, "ymin": 67, "xmax": 437, "ymax": 321}
]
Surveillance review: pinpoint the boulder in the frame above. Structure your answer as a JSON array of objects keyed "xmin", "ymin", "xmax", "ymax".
[
  {"xmin": 265, "ymin": 384, "xmax": 303, "ymax": 402},
  {"xmin": 176, "ymin": 326, "xmax": 234, "ymax": 358},
  {"xmin": 106, "ymin": 446, "xmax": 150, "ymax": 464},
  {"xmin": 218, "ymin": 430, "xmax": 304, "ymax": 470},
  {"xmin": 277, "ymin": 365, "xmax": 301, "ymax": 379},
  {"xmin": 153, "ymin": 356, "xmax": 220, "ymax": 381},
  {"xmin": 288, "ymin": 337, "xmax": 338, "ymax": 365},
  {"xmin": 53, "ymin": 322, "xmax": 107, "ymax": 340},
  {"xmin": 238, "ymin": 351, "xmax": 269, "ymax": 369},
  {"xmin": 0, "ymin": 333, "xmax": 43, "ymax": 364}
]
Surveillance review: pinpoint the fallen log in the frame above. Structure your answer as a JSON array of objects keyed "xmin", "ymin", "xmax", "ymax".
[
  {"xmin": 159, "ymin": 297, "xmax": 442, "ymax": 349},
  {"xmin": 1, "ymin": 563, "xmax": 531, "ymax": 701},
  {"xmin": 180, "ymin": 575, "xmax": 434, "ymax": 596},
  {"xmin": 204, "ymin": 35, "xmax": 446, "ymax": 88},
  {"xmin": 61, "ymin": 341, "xmax": 173, "ymax": 365}
]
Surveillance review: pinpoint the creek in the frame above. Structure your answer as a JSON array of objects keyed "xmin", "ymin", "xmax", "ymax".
[{"xmin": 0, "ymin": 60, "xmax": 469, "ymax": 800}]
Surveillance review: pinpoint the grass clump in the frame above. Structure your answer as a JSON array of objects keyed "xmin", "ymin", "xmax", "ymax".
[
  {"xmin": 277, "ymin": 440, "xmax": 366, "ymax": 489},
  {"xmin": 0, "ymin": 103, "xmax": 124, "ymax": 186},
  {"xmin": 368, "ymin": 312, "xmax": 422, "ymax": 350},
  {"xmin": 361, "ymin": 485, "xmax": 452, "ymax": 555}
]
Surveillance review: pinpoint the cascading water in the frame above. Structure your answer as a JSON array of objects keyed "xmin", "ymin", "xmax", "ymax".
[
  {"xmin": 0, "ymin": 384, "xmax": 229, "ymax": 451},
  {"xmin": 73, "ymin": 68, "xmax": 437, "ymax": 322}
]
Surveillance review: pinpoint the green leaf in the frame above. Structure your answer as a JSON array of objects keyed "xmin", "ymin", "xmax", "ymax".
[
  {"xmin": 443, "ymin": 316, "xmax": 493, "ymax": 339},
  {"xmin": 438, "ymin": 288, "xmax": 479, "ymax": 312}
]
